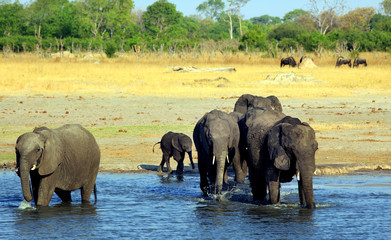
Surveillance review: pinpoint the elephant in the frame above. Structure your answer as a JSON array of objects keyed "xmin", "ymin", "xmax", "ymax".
[
  {"xmin": 15, "ymin": 124, "xmax": 100, "ymax": 206},
  {"xmin": 241, "ymin": 108, "xmax": 318, "ymax": 209},
  {"xmin": 234, "ymin": 94, "xmax": 283, "ymax": 114},
  {"xmin": 280, "ymin": 57, "xmax": 297, "ymax": 67},
  {"xmin": 336, "ymin": 57, "xmax": 352, "ymax": 67},
  {"xmin": 153, "ymin": 131, "xmax": 195, "ymax": 174},
  {"xmin": 193, "ymin": 109, "xmax": 245, "ymax": 196},
  {"xmin": 353, "ymin": 58, "xmax": 367, "ymax": 68}
]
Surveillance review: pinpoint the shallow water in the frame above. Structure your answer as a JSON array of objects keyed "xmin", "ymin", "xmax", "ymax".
[{"xmin": 1, "ymin": 170, "xmax": 391, "ymax": 239}]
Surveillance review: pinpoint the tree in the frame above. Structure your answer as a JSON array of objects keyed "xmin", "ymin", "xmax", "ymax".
[
  {"xmin": 78, "ymin": 0, "xmax": 134, "ymax": 39},
  {"xmin": 196, "ymin": 0, "xmax": 225, "ymax": 20},
  {"xmin": 380, "ymin": 0, "xmax": 391, "ymax": 15},
  {"xmin": 0, "ymin": 1, "xmax": 25, "ymax": 37},
  {"xmin": 226, "ymin": 0, "xmax": 250, "ymax": 37},
  {"xmin": 339, "ymin": 7, "xmax": 376, "ymax": 32},
  {"xmin": 283, "ymin": 9, "xmax": 308, "ymax": 22},
  {"xmin": 142, "ymin": 0, "xmax": 182, "ymax": 41},
  {"xmin": 308, "ymin": 0, "xmax": 346, "ymax": 35},
  {"xmin": 370, "ymin": 13, "xmax": 391, "ymax": 32},
  {"xmin": 250, "ymin": 15, "xmax": 281, "ymax": 25},
  {"xmin": 104, "ymin": 0, "xmax": 135, "ymax": 39}
]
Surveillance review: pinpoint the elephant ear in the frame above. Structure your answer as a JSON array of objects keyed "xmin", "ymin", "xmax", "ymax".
[
  {"xmin": 268, "ymin": 124, "xmax": 290, "ymax": 171},
  {"xmin": 35, "ymin": 128, "xmax": 63, "ymax": 176}
]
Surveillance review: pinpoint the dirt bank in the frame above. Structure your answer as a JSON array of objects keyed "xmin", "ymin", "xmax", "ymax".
[{"xmin": 1, "ymin": 94, "xmax": 390, "ymax": 175}]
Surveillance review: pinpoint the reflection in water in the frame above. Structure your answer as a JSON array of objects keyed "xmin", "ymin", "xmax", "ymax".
[{"xmin": 1, "ymin": 171, "xmax": 391, "ymax": 239}]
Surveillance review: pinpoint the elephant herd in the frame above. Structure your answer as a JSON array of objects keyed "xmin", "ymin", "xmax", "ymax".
[
  {"xmin": 14, "ymin": 94, "xmax": 317, "ymax": 209},
  {"xmin": 155, "ymin": 94, "xmax": 318, "ymax": 209},
  {"xmin": 280, "ymin": 56, "xmax": 367, "ymax": 68}
]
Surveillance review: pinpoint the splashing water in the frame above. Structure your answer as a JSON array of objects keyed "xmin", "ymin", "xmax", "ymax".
[{"xmin": 18, "ymin": 200, "xmax": 35, "ymax": 210}]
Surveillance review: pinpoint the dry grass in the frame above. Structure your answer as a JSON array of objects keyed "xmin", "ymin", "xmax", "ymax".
[{"xmin": 1, "ymin": 52, "xmax": 390, "ymax": 98}]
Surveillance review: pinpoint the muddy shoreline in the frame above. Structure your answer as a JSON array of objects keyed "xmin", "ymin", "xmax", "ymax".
[{"xmin": 1, "ymin": 94, "xmax": 390, "ymax": 175}]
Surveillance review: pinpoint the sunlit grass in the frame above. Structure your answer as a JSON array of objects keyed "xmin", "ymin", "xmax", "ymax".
[{"xmin": 1, "ymin": 52, "xmax": 390, "ymax": 98}]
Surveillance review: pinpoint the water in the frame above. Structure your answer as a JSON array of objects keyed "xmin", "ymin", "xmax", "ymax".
[{"xmin": 1, "ymin": 170, "xmax": 391, "ymax": 239}]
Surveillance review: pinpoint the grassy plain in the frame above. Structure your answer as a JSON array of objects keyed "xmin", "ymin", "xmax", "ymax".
[
  {"xmin": 0, "ymin": 52, "xmax": 390, "ymax": 174},
  {"xmin": 1, "ymin": 52, "xmax": 390, "ymax": 98}
]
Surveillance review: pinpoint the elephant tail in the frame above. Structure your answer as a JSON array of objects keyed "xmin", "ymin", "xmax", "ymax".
[
  {"xmin": 152, "ymin": 142, "xmax": 161, "ymax": 153},
  {"xmin": 94, "ymin": 184, "xmax": 97, "ymax": 204}
]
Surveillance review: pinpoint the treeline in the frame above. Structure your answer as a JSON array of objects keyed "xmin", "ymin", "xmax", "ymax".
[{"xmin": 1, "ymin": 0, "xmax": 391, "ymax": 57}]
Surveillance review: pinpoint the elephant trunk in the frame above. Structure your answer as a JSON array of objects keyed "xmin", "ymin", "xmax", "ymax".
[
  {"xmin": 187, "ymin": 151, "xmax": 195, "ymax": 169},
  {"xmin": 298, "ymin": 164, "xmax": 316, "ymax": 209},
  {"xmin": 20, "ymin": 163, "xmax": 33, "ymax": 202},
  {"xmin": 214, "ymin": 152, "xmax": 227, "ymax": 195}
]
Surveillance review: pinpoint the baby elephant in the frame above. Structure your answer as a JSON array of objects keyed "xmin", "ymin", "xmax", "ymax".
[{"xmin": 153, "ymin": 132, "xmax": 195, "ymax": 174}]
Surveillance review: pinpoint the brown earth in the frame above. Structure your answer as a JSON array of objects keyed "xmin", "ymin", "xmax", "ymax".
[{"xmin": 0, "ymin": 93, "xmax": 390, "ymax": 175}]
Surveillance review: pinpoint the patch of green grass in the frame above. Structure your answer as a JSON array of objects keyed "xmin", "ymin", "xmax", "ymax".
[
  {"xmin": 86, "ymin": 125, "xmax": 194, "ymax": 138},
  {"xmin": 0, "ymin": 126, "xmax": 31, "ymax": 140},
  {"xmin": 0, "ymin": 154, "xmax": 14, "ymax": 162}
]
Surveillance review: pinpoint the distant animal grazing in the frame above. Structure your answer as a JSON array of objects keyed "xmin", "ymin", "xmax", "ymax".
[
  {"xmin": 353, "ymin": 58, "xmax": 367, "ymax": 68},
  {"xmin": 336, "ymin": 57, "xmax": 352, "ymax": 67},
  {"xmin": 280, "ymin": 57, "xmax": 297, "ymax": 68}
]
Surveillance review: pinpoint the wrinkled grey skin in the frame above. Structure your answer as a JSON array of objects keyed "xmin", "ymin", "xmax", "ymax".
[
  {"xmin": 234, "ymin": 94, "xmax": 283, "ymax": 114},
  {"xmin": 153, "ymin": 131, "xmax": 194, "ymax": 174},
  {"xmin": 193, "ymin": 110, "xmax": 245, "ymax": 196},
  {"xmin": 241, "ymin": 108, "xmax": 318, "ymax": 209},
  {"xmin": 15, "ymin": 124, "xmax": 100, "ymax": 206}
]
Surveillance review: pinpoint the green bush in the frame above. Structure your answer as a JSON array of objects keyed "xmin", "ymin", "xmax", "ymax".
[{"xmin": 104, "ymin": 41, "xmax": 117, "ymax": 58}]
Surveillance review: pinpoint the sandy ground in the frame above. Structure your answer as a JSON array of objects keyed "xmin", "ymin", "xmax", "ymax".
[{"xmin": 0, "ymin": 93, "xmax": 390, "ymax": 175}]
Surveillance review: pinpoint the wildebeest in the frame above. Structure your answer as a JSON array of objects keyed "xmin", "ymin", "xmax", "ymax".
[
  {"xmin": 280, "ymin": 57, "xmax": 297, "ymax": 68},
  {"xmin": 353, "ymin": 58, "xmax": 367, "ymax": 68},
  {"xmin": 336, "ymin": 57, "xmax": 352, "ymax": 67}
]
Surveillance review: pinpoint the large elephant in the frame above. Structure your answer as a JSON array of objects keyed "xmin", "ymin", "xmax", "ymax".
[
  {"xmin": 193, "ymin": 110, "xmax": 245, "ymax": 196},
  {"xmin": 241, "ymin": 108, "xmax": 318, "ymax": 209},
  {"xmin": 234, "ymin": 94, "xmax": 283, "ymax": 114},
  {"xmin": 153, "ymin": 131, "xmax": 194, "ymax": 174},
  {"xmin": 15, "ymin": 124, "xmax": 100, "ymax": 206}
]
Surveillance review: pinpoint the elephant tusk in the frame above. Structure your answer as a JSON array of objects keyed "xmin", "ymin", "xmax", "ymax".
[
  {"xmin": 31, "ymin": 164, "xmax": 36, "ymax": 171},
  {"xmin": 296, "ymin": 170, "xmax": 300, "ymax": 181},
  {"xmin": 212, "ymin": 156, "xmax": 215, "ymax": 165},
  {"xmin": 226, "ymin": 155, "xmax": 229, "ymax": 164},
  {"xmin": 314, "ymin": 169, "xmax": 317, "ymax": 175}
]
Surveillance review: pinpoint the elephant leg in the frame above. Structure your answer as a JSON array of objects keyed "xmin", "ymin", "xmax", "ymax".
[
  {"xmin": 165, "ymin": 156, "xmax": 173, "ymax": 174},
  {"xmin": 55, "ymin": 189, "xmax": 72, "ymax": 202},
  {"xmin": 250, "ymin": 177, "xmax": 267, "ymax": 202},
  {"xmin": 175, "ymin": 152, "xmax": 185, "ymax": 174},
  {"xmin": 198, "ymin": 153, "xmax": 210, "ymax": 196},
  {"xmin": 158, "ymin": 154, "xmax": 169, "ymax": 172},
  {"xmin": 81, "ymin": 184, "xmax": 95, "ymax": 203},
  {"xmin": 223, "ymin": 166, "xmax": 228, "ymax": 184},
  {"xmin": 298, "ymin": 180, "xmax": 306, "ymax": 206},
  {"xmin": 30, "ymin": 171, "xmax": 41, "ymax": 205},
  {"xmin": 232, "ymin": 148, "xmax": 245, "ymax": 183},
  {"xmin": 37, "ymin": 179, "xmax": 56, "ymax": 206}
]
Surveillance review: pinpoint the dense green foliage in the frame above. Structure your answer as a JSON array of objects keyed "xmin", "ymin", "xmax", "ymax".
[{"xmin": 1, "ymin": 0, "xmax": 391, "ymax": 56}]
